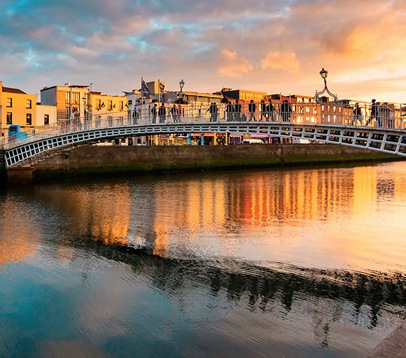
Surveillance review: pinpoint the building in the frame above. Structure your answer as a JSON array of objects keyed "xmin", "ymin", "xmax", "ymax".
[
  {"xmin": 0, "ymin": 81, "xmax": 37, "ymax": 136},
  {"xmin": 40, "ymin": 83, "xmax": 128, "ymax": 122},
  {"xmin": 41, "ymin": 83, "xmax": 90, "ymax": 120},
  {"xmin": 88, "ymin": 91, "xmax": 128, "ymax": 117},
  {"xmin": 165, "ymin": 90, "xmax": 224, "ymax": 106},
  {"xmin": 222, "ymin": 88, "xmax": 267, "ymax": 103},
  {"xmin": 36, "ymin": 103, "xmax": 57, "ymax": 126}
]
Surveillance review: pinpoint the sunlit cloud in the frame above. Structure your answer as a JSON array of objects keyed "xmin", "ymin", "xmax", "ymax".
[
  {"xmin": 260, "ymin": 51, "xmax": 301, "ymax": 72},
  {"xmin": 218, "ymin": 49, "xmax": 253, "ymax": 78}
]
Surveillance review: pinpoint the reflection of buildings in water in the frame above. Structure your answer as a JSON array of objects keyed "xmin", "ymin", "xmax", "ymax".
[
  {"xmin": 33, "ymin": 184, "xmax": 133, "ymax": 246},
  {"xmin": 0, "ymin": 200, "xmax": 40, "ymax": 268},
  {"xmin": 353, "ymin": 167, "xmax": 377, "ymax": 220},
  {"xmin": 376, "ymin": 178, "xmax": 395, "ymax": 201},
  {"xmin": 71, "ymin": 186, "xmax": 131, "ymax": 246},
  {"xmin": 29, "ymin": 164, "xmax": 406, "ymax": 265},
  {"xmin": 152, "ymin": 179, "xmax": 229, "ymax": 256},
  {"xmin": 143, "ymin": 165, "xmax": 406, "ymax": 258},
  {"xmin": 231, "ymin": 168, "xmax": 358, "ymax": 224}
]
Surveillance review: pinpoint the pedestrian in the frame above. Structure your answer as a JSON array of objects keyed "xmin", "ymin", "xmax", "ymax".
[
  {"xmin": 381, "ymin": 102, "xmax": 392, "ymax": 128},
  {"xmin": 260, "ymin": 100, "xmax": 267, "ymax": 121},
  {"xmin": 226, "ymin": 101, "xmax": 234, "ymax": 121},
  {"xmin": 207, "ymin": 102, "xmax": 218, "ymax": 122},
  {"xmin": 170, "ymin": 104, "xmax": 178, "ymax": 122},
  {"xmin": 151, "ymin": 104, "xmax": 157, "ymax": 124},
  {"xmin": 177, "ymin": 104, "xmax": 183, "ymax": 122},
  {"xmin": 366, "ymin": 99, "xmax": 382, "ymax": 126},
  {"xmin": 158, "ymin": 103, "xmax": 166, "ymax": 123},
  {"xmin": 234, "ymin": 99, "xmax": 242, "ymax": 121},
  {"xmin": 280, "ymin": 100, "xmax": 292, "ymax": 122},
  {"xmin": 133, "ymin": 109, "xmax": 139, "ymax": 124},
  {"xmin": 353, "ymin": 103, "xmax": 363, "ymax": 125},
  {"xmin": 266, "ymin": 99, "xmax": 274, "ymax": 121},
  {"xmin": 248, "ymin": 99, "xmax": 256, "ymax": 121}
]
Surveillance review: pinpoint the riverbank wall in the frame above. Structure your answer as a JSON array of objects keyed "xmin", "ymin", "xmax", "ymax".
[
  {"xmin": 6, "ymin": 143, "xmax": 402, "ymax": 183},
  {"xmin": 0, "ymin": 149, "xmax": 7, "ymax": 184}
]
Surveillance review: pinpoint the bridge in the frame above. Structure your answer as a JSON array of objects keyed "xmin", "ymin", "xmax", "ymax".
[{"xmin": 2, "ymin": 102, "xmax": 406, "ymax": 168}]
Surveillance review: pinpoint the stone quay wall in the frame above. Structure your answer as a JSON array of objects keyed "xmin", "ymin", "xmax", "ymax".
[{"xmin": 6, "ymin": 143, "xmax": 401, "ymax": 183}]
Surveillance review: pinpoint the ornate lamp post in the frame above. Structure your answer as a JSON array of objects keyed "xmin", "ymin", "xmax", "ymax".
[
  {"xmin": 178, "ymin": 79, "xmax": 185, "ymax": 103},
  {"xmin": 315, "ymin": 68, "xmax": 340, "ymax": 103}
]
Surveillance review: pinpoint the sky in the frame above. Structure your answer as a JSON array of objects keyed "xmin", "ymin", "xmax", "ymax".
[{"xmin": 1, "ymin": 0, "xmax": 406, "ymax": 103}]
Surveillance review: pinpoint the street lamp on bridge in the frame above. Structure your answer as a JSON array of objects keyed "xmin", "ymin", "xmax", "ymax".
[
  {"xmin": 315, "ymin": 68, "xmax": 341, "ymax": 104},
  {"xmin": 177, "ymin": 79, "xmax": 185, "ymax": 104}
]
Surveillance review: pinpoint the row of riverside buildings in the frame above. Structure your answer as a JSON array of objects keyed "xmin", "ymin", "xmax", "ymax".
[{"xmin": 0, "ymin": 79, "xmax": 403, "ymax": 140}]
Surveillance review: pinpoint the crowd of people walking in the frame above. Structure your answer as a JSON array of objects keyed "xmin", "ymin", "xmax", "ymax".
[{"xmin": 142, "ymin": 98, "xmax": 401, "ymax": 128}]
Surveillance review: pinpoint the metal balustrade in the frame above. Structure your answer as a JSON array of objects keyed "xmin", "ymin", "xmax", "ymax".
[{"xmin": 2, "ymin": 101, "xmax": 406, "ymax": 167}]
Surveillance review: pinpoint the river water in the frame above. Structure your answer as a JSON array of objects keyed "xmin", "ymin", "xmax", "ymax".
[{"xmin": 1, "ymin": 162, "xmax": 406, "ymax": 357}]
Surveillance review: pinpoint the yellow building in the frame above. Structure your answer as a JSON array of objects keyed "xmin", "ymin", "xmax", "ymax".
[
  {"xmin": 0, "ymin": 81, "xmax": 37, "ymax": 135},
  {"xmin": 40, "ymin": 83, "xmax": 128, "ymax": 121},
  {"xmin": 89, "ymin": 91, "xmax": 128, "ymax": 116}
]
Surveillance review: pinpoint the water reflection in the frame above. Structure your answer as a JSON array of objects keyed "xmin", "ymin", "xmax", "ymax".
[
  {"xmin": 0, "ymin": 195, "xmax": 41, "ymax": 268},
  {"xmin": 21, "ymin": 162, "xmax": 406, "ymax": 273},
  {"xmin": 1, "ymin": 162, "xmax": 405, "ymax": 356},
  {"xmin": 84, "ymin": 239, "xmax": 406, "ymax": 346}
]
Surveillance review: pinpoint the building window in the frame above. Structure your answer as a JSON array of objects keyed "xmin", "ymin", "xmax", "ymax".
[
  {"xmin": 65, "ymin": 91, "xmax": 70, "ymax": 104},
  {"xmin": 119, "ymin": 101, "xmax": 124, "ymax": 111},
  {"xmin": 72, "ymin": 92, "xmax": 80, "ymax": 104},
  {"xmin": 107, "ymin": 100, "xmax": 112, "ymax": 111},
  {"xmin": 96, "ymin": 99, "xmax": 101, "ymax": 110},
  {"xmin": 66, "ymin": 107, "xmax": 70, "ymax": 119},
  {"xmin": 6, "ymin": 98, "xmax": 12, "ymax": 107},
  {"xmin": 26, "ymin": 113, "xmax": 32, "ymax": 125},
  {"xmin": 6, "ymin": 112, "xmax": 12, "ymax": 125},
  {"xmin": 44, "ymin": 114, "xmax": 49, "ymax": 125},
  {"xmin": 26, "ymin": 99, "xmax": 32, "ymax": 109}
]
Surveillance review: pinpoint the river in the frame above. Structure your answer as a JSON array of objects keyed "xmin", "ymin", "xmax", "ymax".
[{"xmin": 1, "ymin": 161, "xmax": 406, "ymax": 357}]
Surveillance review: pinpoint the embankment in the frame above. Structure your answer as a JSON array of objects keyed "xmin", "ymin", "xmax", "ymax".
[{"xmin": 6, "ymin": 143, "xmax": 402, "ymax": 183}]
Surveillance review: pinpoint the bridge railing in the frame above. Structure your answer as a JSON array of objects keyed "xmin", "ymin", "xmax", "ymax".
[{"xmin": 3, "ymin": 101, "xmax": 406, "ymax": 149}]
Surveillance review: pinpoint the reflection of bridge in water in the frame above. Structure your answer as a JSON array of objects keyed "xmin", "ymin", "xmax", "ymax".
[
  {"xmin": 84, "ymin": 237, "xmax": 406, "ymax": 346},
  {"xmin": 2, "ymin": 102, "xmax": 406, "ymax": 167}
]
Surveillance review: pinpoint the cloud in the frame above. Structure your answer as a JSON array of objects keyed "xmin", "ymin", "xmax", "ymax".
[
  {"xmin": 217, "ymin": 49, "xmax": 253, "ymax": 78},
  {"xmin": 260, "ymin": 51, "xmax": 301, "ymax": 72},
  {"xmin": 0, "ymin": 0, "xmax": 406, "ymax": 102}
]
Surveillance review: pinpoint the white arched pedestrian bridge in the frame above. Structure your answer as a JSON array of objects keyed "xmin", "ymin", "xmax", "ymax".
[{"xmin": 3, "ymin": 102, "xmax": 406, "ymax": 167}]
